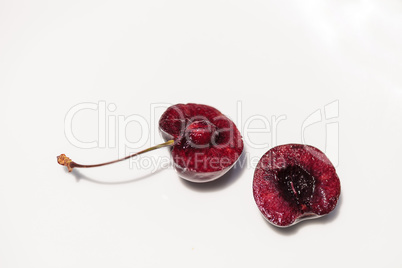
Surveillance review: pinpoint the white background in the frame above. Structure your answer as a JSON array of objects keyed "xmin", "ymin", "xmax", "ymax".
[{"xmin": 1, "ymin": 0, "xmax": 402, "ymax": 267}]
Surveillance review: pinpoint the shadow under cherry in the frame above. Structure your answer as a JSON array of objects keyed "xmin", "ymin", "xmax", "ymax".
[{"xmin": 66, "ymin": 167, "xmax": 167, "ymax": 185}]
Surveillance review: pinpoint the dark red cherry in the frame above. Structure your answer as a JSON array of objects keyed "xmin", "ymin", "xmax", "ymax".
[
  {"xmin": 253, "ymin": 144, "xmax": 341, "ymax": 227},
  {"xmin": 57, "ymin": 103, "xmax": 243, "ymax": 184},
  {"xmin": 159, "ymin": 103, "xmax": 244, "ymax": 182}
]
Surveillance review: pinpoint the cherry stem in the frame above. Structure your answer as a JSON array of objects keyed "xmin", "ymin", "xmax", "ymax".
[{"xmin": 57, "ymin": 139, "xmax": 175, "ymax": 172}]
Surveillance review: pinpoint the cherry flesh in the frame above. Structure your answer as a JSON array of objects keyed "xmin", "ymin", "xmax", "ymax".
[{"xmin": 185, "ymin": 120, "xmax": 218, "ymax": 146}]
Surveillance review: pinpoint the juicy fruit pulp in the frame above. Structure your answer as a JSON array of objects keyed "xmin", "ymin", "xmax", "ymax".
[
  {"xmin": 185, "ymin": 120, "xmax": 218, "ymax": 146},
  {"xmin": 159, "ymin": 103, "xmax": 244, "ymax": 182},
  {"xmin": 253, "ymin": 144, "xmax": 340, "ymax": 227}
]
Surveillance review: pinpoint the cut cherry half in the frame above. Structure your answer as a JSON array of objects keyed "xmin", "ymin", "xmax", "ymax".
[
  {"xmin": 159, "ymin": 103, "xmax": 244, "ymax": 182},
  {"xmin": 58, "ymin": 103, "xmax": 244, "ymax": 183},
  {"xmin": 253, "ymin": 144, "xmax": 341, "ymax": 227}
]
